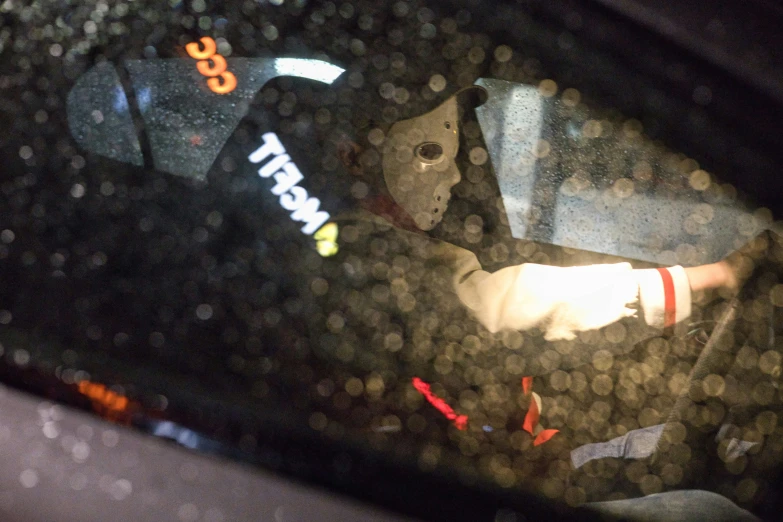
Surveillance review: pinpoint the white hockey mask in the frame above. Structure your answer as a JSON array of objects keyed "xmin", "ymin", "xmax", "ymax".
[{"xmin": 381, "ymin": 86, "xmax": 487, "ymax": 230}]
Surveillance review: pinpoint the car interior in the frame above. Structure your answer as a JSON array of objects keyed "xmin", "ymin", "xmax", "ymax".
[{"xmin": 2, "ymin": 0, "xmax": 783, "ymax": 520}]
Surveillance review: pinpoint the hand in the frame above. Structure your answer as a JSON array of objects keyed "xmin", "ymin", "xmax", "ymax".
[
  {"xmin": 684, "ymin": 262, "xmax": 736, "ymax": 302},
  {"xmin": 716, "ymin": 234, "xmax": 768, "ymax": 297},
  {"xmin": 683, "ymin": 235, "xmax": 766, "ymax": 304}
]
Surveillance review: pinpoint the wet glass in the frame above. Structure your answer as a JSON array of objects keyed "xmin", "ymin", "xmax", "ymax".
[{"xmin": 0, "ymin": 0, "xmax": 782, "ymax": 520}]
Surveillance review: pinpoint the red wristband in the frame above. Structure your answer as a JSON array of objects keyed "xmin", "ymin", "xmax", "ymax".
[{"xmin": 656, "ymin": 268, "xmax": 676, "ymax": 328}]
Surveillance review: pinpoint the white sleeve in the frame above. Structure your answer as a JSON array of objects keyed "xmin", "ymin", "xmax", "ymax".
[
  {"xmin": 454, "ymin": 258, "xmax": 692, "ymax": 341},
  {"xmin": 633, "ymin": 266, "xmax": 692, "ymax": 329}
]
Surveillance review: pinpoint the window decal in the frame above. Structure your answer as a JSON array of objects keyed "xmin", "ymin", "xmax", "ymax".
[
  {"xmin": 185, "ymin": 36, "xmax": 237, "ymax": 95},
  {"xmin": 67, "ymin": 56, "xmax": 345, "ymax": 180},
  {"xmin": 248, "ymin": 132, "xmax": 330, "ymax": 236},
  {"xmin": 313, "ymin": 222, "xmax": 339, "ymax": 257}
]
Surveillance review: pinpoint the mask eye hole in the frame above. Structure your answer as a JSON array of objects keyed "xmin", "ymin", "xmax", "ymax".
[
  {"xmin": 415, "ymin": 142, "xmax": 444, "ymax": 162},
  {"xmin": 444, "ymin": 122, "xmax": 451, "ymax": 129}
]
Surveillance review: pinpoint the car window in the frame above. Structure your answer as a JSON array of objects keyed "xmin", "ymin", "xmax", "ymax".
[{"xmin": 1, "ymin": 0, "xmax": 782, "ymax": 519}]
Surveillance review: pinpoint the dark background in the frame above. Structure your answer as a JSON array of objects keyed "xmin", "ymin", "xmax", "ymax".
[{"xmin": 1, "ymin": 0, "xmax": 783, "ymax": 520}]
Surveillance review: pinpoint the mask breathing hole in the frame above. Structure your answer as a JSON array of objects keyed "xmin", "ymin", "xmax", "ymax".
[{"xmin": 415, "ymin": 142, "xmax": 444, "ymax": 162}]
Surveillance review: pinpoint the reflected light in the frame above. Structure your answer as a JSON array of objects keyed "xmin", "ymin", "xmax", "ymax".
[
  {"xmin": 137, "ymin": 86, "xmax": 151, "ymax": 111},
  {"xmin": 314, "ymin": 222, "xmax": 339, "ymax": 257},
  {"xmin": 112, "ymin": 85, "xmax": 128, "ymax": 112},
  {"xmin": 520, "ymin": 377, "xmax": 559, "ymax": 446},
  {"xmin": 412, "ymin": 377, "xmax": 468, "ymax": 430},
  {"xmin": 151, "ymin": 420, "xmax": 203, "ymax": 449},
  {"xmin": 273, "ymin": 58, "xmax": 345, "ymax": 84},
  {"xmin": 77, "ymin": 380, "xmax": 130, "ymax": 421},
  {"xmin": 147, "ymin": 420, "xmax": 227, "ymax": 453}
]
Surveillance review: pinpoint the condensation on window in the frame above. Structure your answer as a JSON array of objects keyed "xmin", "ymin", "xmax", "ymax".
[{"xmin": 0, "ymin": 0, "xmax": 781, "ymax": 515}]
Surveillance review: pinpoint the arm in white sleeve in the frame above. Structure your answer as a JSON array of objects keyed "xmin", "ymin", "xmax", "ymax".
[
  {"xmin": 633, "ymin": 266, "xmax": 692, "ymax": 330},
  {"xmin": 452, "ymin": 249, "xmax": 692, "ymax": 340}
]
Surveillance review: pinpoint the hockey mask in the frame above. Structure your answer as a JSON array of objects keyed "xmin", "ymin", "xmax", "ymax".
[{"xmin": 382, "ymin": 86, "xmax": 488, "ymax": 230}]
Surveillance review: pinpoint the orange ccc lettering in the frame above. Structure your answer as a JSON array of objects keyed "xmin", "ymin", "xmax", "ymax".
[{"xmin": 185, "ymin": 37, "xmax": 237, "ymax": 94}]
